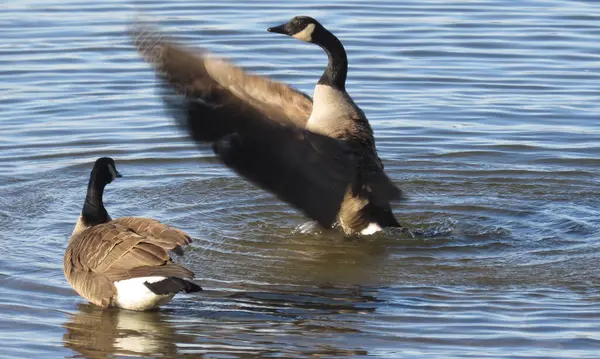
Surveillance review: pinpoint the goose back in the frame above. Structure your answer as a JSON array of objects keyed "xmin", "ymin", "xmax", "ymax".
[{"xmin": 64, "ymin": 217, "xmax": 194, "ymax": 308}]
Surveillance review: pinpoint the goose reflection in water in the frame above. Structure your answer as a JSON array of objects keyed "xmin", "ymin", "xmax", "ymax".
[
  {"xmin": 62, "ymin": 303, "xmax": 182, "ymax": 359},
  {"xmin": 63, "ymin": 284, "xmax": 376, "ymax": 358}
]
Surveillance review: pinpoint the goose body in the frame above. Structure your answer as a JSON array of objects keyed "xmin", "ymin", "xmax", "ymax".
[
  {"xmin": 64, "ymin": 157, "xmax": 201, "ymax": 311},
  {"xmin": 131, "ymin": 16, "xmax": 402, "ymax": 235}
]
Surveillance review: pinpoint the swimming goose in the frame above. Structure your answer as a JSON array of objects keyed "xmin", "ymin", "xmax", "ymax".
[
  {"xmin": 64, "ymin": 157, "xmax": 201, "ymax": 311},
  {"xmin": 131, "ymin": 16, "xmax": 402, "ymax": 235}
]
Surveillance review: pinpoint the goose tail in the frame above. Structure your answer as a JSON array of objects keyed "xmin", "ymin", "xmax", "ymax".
[{"xmin": 143, "ymin": 277, "xmax": 203, "ymax": 295}]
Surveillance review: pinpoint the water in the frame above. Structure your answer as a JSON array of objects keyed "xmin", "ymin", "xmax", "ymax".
[{"xmin": 1, "ymin": 0, "xmax": 600, "ymax": 357}]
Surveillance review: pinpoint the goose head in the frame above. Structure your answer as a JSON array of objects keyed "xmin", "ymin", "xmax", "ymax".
[
  {"xmin": 91, "ymin": 157, "xmax": 122, "ymax": 186},
  {"xmin": 268, "ymin": 16, "xmax": 348, "ymax": 91},
  {"xmin": 267, "ymin": 16, "xmax": 323, "ymax": 43}
]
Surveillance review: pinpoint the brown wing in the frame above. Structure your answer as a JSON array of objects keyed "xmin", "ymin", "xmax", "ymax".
[
  {"xmin": 129, "ymin": 23, "xmax": 402, "ymax": 229},
  {"xmin": 110, "ymin": 217, "xmax": 192, "ymax": 255},
  {"xmin": 63, "ymin": 251, "xmax": 115, "ymax": 308},
  {"xmin": 64, "ymin": 221, "xmax": 194, "ymax": 307},
  {"xmin": 131, "ymin": 23, "xmax": 313, "ymax": 143}
]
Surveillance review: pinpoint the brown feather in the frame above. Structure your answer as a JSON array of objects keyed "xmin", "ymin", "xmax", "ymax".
[
  {"xmin": 64, "ymin": 218, "xmax": 196, "ymax": 307},
  {"xmin": 112, "ymin": 217, "xmax": 192, "ymax": 247},
  {"xmin": 123, "ymin": 263, "xmax": 194, "ymax": 281},
  {"xmin": 64, "ymin": 249, "xmax": 116, "ymax": 308},
  {"xmin": 131, "ymin": 23, "xmax": 312, "ymax": 138}
]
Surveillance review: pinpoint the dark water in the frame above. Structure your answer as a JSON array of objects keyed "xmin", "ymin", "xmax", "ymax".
[{"xmin": 2, "ymin": 0, "xmax": 600, "ymax": 358}]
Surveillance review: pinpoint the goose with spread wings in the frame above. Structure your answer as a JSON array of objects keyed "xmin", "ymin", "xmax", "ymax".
[{"xmin": 131, "ymin": 16, "xmax": 403, "ymax": 235}]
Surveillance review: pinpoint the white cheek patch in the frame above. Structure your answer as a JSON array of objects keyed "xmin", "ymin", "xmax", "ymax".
[
  {"xmin": 108, "ymin": 164, "xmax": 118, "ymax": 181},
  {"xmin": 292, "ymin": 23, "xmax": 316, "ymax": 42}
]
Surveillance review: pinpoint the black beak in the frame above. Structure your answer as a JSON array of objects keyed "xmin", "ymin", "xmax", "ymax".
[
  {"xmin": 267, "ymin": 23, "xmax": 289, "ymax": 35},
  {"xmin": 115, "ymin": 171, "xmax": 123, "ymax": 178}
]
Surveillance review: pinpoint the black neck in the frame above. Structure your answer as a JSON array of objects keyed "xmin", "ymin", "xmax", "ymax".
[
  {"xmin": 315, "ymin": 28, "xmax": 348, "ymax": 91},
  {"xmin": 81, "ymin": 175, "xmax": 110, "ymax": 227}
]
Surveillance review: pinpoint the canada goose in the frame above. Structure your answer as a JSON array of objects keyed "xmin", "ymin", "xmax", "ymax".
[
  {"xmin": 64, "ymin": 157, "xmax": 201, "ymax": 311},
  {"xmin": 131, "ymin": 16, "xmax": 403, "ymax": 236}
]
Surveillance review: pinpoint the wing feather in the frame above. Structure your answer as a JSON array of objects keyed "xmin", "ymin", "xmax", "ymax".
[
  {"xmin": 64, "ymin": 220, "xmax": 196, "ymax": 306},
  {"xmin": 213, "ymin": 127, "xmax": 356, "ymax": 227},
  {"xmin": 131, "ymin": 23, "xmax": 312, "ymax": 140}
]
